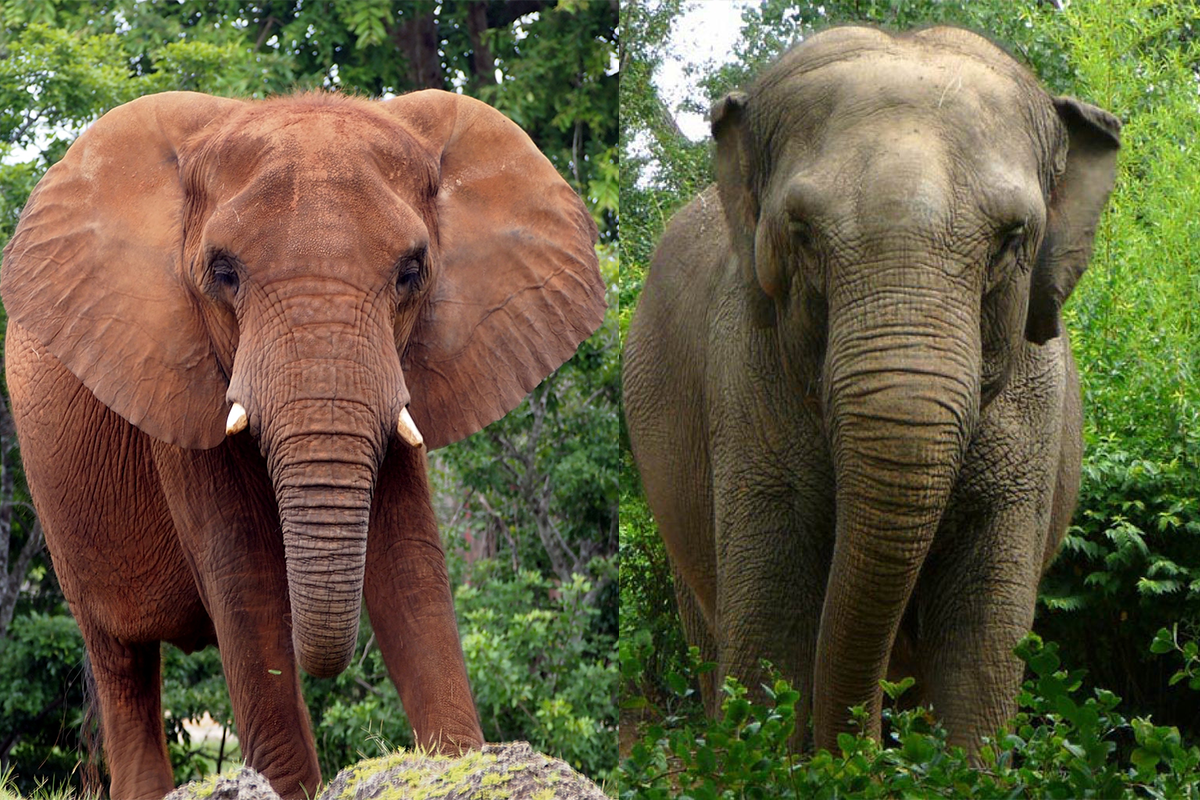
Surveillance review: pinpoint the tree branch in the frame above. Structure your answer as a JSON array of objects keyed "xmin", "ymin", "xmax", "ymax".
[
  {"xmin": 474, "ymin": 492, "xmax": 519, "ymax": 573},
  {"xmin": 0, "ymin": 521, "xmax": 44, "ymax": 637},
  {"xmin": 582, "ymin": 573, "xmax": 612, "ymax": 608}
]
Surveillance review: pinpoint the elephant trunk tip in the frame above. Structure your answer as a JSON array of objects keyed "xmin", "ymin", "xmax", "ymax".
[{"xmin": 293, "ymin": 625, "xmax": 359, "ymax": 679}]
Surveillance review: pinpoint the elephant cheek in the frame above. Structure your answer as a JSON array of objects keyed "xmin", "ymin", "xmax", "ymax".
[{"xmin": 980, "ymin": 273, "xmax": 1029, "ymax": 405}]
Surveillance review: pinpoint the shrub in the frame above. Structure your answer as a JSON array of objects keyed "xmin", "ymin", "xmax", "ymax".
[
  {"xmin": 618, "ymin": 632, "xmax": 1200, "ymax": 799},
  {"xmin": 457, "ymin": 563, "xmax": 618, "ymax": 786},
  {"xmin": 0, "ymin": 614, "xmax": 86, "ymax": 795}
]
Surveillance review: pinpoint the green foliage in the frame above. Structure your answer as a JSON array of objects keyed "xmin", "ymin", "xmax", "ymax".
[
  {"xmin": 300, "ymin": 563, "xmax": 619, "ymax": 785},
  {"xmin": 616, "ymin": 1, "xmax": 699, "ymax": 705},
  {"xmin": 1055, "ymin": 1, "xmax": 1200, "ymax": 457},
  {"xmin": 458, "ymin": 564, "xmax": 618, "ymax": 785},
  {"xmin": 432, "ymin": 247, "xmax": 619, "ymax": 623},
  {"xmin": 0, "ymin": 614, "xmax": 85, "ymax": 794},
  {"xmin": 1029, "ymin": 0, "xmax": 1200, "ymax": 744},
  {"xmin": 617, "ymin": 493, "xmax": 688, "ymax": 707},
  {"xmin": 1039, "ymin": 443, "xmax": 1200, "ymax": 733},
  {"xmin": 619, "ymin": 634, "xmax": 1200, "ymax": 799},
  {"xmin": 0, "ymin": 563, "xmax": 621, "ymax": 790},
  {"xmin": 160, "ymin": 646, "xmax": 238, "ymax": 782},
  {"xmin": 0, "ymin": 24, "xmax": 130, "ymax": 146}
]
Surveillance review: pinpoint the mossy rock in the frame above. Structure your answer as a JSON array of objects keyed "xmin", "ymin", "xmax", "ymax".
[
  {"xmin": 164, "ymin": 766, "xmax": 278, "ymax": 800},
  {"xmin": 323, "ymin": 742, "xmax": 605, "ymax": 800},
  {"xmin": 165, "ymin": 743, "xmax": 606, "ymax": 800}
]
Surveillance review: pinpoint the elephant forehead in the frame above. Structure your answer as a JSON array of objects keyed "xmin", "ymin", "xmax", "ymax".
[
  {"xmin": 183, "ymin": 106, "xmax": 434, "ymax": 274},
  {"xmin": 186, "ymin": 98, "xmax": 438, "ymax": 207},
  {"xmin": 205, "ymin": 180, "xmax": 428, "ymax": 276},
  {"xmin": 800, "ymin": 56, "xmax": 1033, "ymax": 135}
]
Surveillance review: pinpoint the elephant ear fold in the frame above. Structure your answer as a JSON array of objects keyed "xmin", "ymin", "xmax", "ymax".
[
  {"xmin": 1, "ymin": 92, "xmax": 242, "ymax": 449},
  {"xmin": 712, "ymin": 91, "xmax": 774, "ymax": 328},
  {"xmin": 1026, "ymin": 96, "xmax": 1121, "ymax": 345},
  {"xmin": 382, "ymin": 90, "xmax": 605, "ymax": 450}
]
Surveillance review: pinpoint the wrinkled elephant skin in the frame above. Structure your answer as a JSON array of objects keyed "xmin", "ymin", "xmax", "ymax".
[
  {"xmin": 624, "ymin": 26, "xmax": 1119, "ymax": 754},
  {"xmin": 2, "ymin": 90, "xmax": 605, "ymax": 799}
]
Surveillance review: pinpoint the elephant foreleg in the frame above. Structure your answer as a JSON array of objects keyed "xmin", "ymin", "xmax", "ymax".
[
  {"xmin": 83, "ymin": 628, "xmax": 174, "ymax": 800},
  {"xmin": 916, "ymin": 503, "xmax": 1047, "ymax": 752},
  {"xmin": 713, "ymin": 487, "xmax": 831, "ymax": 747},
  {"xmin": 365, "ymin": 442, "xmax": 483, "ymax": 753},
  {"xmin": 151, "ymin": 438, "xmax": 321, "ymax": 799}
]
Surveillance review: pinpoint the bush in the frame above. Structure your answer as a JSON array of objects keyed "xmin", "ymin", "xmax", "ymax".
[
  {"xmin": 0, "ymin": 613, "xmax": 86, "ymax": 795},
  {"xmin": 457, "ymin": 563, "xmax": 618, "ymax": 786},
  {"xmin": 1038, "ymin": 442, "xmax": 1200, "ymax": 739},
  {"xmin": 618, "ymin": 633, "xmax": 1200, "ymax": 799}
]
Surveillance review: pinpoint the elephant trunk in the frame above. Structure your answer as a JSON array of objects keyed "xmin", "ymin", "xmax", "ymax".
[
  {"xmin": 247, "ymin": 349, "xmax": 398, "ymax": 679},
  {"xmin": 271, "ymin": 433, "xmax": 378, "ymax": 679},
  {"xmin": 813, "ymin": 279, "xmax": 980, "ymax": 749}
]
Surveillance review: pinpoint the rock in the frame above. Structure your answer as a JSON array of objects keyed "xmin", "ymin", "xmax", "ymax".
[
  {"xmin": 323, "ymin": 742, "xmax": 607, "ymax": 799},
  {"xmin": 165, "ymin": 766, "xmax": 281, "ymax": 800},
  {"xmin": 165, "ymin": 742, "xmax": 607, "ymax": 800}
]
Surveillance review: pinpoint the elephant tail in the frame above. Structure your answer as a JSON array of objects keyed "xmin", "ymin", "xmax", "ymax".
[{"xmin": 80, "ymin": 653, "xmax": 105, "ymax": 796}]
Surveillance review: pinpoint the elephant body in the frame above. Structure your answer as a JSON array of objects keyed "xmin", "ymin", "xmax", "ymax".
[
  {"xmin": 8, "ymin": 331, "xmax": 462, "ymax": 795},
  {"xmin": 2, "ymin": 90, "xmax": 604, "ymax": 799},
  {"xmin": 624, "ymin": 26, "xmax": 1117, "ymax": 752}
]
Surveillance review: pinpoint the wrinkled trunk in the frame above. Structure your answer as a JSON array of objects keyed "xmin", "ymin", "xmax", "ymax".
[
  {"xmin": 271, "ymin": 433, "xmax": 377, "ymax": 678},
  {"xmin": 242, "ymin": 330, "xmax": 400, "ymax": 679},
  {"xmin": 812, "ymin": 279, "xmax": 980, "ymax": 749}
]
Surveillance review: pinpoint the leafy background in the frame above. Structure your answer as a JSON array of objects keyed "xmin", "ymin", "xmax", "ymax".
[
  {"xmin": 619, "ymin": 0, "xmax": 1200, "ymax": 790},
  {"xmin": 0, "ymin": 0, "xmax": 619, "ymax": 794}
]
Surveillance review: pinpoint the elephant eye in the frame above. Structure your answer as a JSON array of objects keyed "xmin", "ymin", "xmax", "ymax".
[
  {"xmin": 395, "ymin": 248, "xmax": 427, "ymax": 296},
  {"xmin": 210, "ymin": 253, "xmax": 241, "ymax": 295},
  {"xmin": 789, "ymin": 218, "xmax": 815, "ymax": 248},
  {"xmin": 992, "ymin": 223, "xmax": 1026, "ymax": 264}
]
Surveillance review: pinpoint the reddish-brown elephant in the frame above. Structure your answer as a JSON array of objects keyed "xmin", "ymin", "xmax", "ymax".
[{"xmin": 1, "ymin": 90, "xmax": 604, "ymax": 799}]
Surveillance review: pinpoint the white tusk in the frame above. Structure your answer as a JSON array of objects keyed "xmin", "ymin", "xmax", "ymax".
[
  {"xmin": 397, "ymin": 407, "xmax": 424, "ymax": 447},
  {"xmin": 226, "ymin": 403, "xmax": 248, "ymax": 436}
]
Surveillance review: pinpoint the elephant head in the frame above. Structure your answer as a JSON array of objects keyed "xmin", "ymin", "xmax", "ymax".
[
  {"xmin": 711, "ymin": 27, "xmax": 1118, "ymax": 746},
  {"xmin": 1, "ymin": 90, "xmax": 604, "ymax": 677}
]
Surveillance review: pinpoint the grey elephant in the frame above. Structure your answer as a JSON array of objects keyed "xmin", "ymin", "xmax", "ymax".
[{"xmin": 623, "ymin": 26, "xmax": 1119, "ymax": 753}]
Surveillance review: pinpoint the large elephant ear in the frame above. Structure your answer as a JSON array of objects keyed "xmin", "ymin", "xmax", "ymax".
[
  {"xmin": 382, "ymin": 90, "xmax": 605, "ymax": 450},
  {"xmin": 712, "ymin": 91, "xmax": 774, "ymax": 328},
  {"xmin": 1, "ymin": 92, "xmax": 243, "ymax": 449},
  {"xmin": 1026, "ymin": 96, "xmax": 1121, "ymax": 344}
]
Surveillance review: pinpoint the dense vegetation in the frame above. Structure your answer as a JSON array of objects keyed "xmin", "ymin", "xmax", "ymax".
[
  {"xmin": 619, "ymin": 0, "xmax": 1200, "ymax": 794},
  {"xmin": 0, "ymin": 0, "xmax": 618, "ymax": 793}
]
